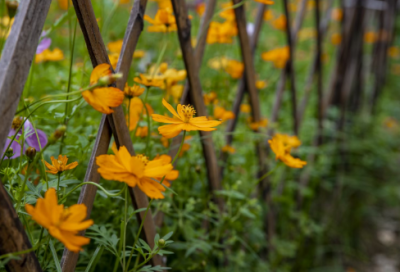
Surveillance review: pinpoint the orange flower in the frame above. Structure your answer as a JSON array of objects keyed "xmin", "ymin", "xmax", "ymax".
[
  {"xmin": 152, "ymin": 99, "xmax": 222, "ymax": 138},
  {"xmin": 331, "ymin": 33, "xmax": 342, "ymax": 45},
  {"xmin": 207, "ymin": 21, "xmax": 238, "ymax": 44},
  {"xmin": 136, "ymin": 126, "xmax": 149, "ymax": 138},
  {"xmin": 249, "ymin": 118, "xmax": 268, "ymax": 131},
  {"xmin": 125, "ymin": 97, "xmax": 153, "ymax": 131},
  {"xmin": 134, "ymin": 50, "xmax": 146, "ymax": 58},
  {"xmin": 82, "ymin": 64, "xmax": 124, "ymax": 114},
  {"xmin": 364, "ymin": 31, "xmax": 377, "ymax": 43},
  {"xmin": 268, "ymin": 134, "xmax": 306, "ymax": 168},
  {"xmin": 108, "ymin": 53, "xmax": 119, "ymax": 70},
  {"xmin": 144, "ymin": 8, "xmax": 177, "ymax": 32},
  {"xmin": 153, "ymin": 0, "xmax": 173, "ymax": 10},
  {"xmin": 254, "ymin": 0, "xmax": 274, "ymax": 4},
  {"xmin": 25, "ymin": 188, "xmax": 93, "ymax": 252},
  {"xmin": 96, "ymin": 146, "xmax": 175, "ymax": 199},
  {"xmin": 35, "ymin": 48, "xmax": 64, "ymax": 63},
  {"xmin": 261, "ymin": 46, "xmax": 289, "ymax": 69},
  {"xmin": 214, "ymin": 106, "xmax": 235, "ymax": 121},
  {"xmin": 57, "ymin": 0, "xmax": 71, "ymax": 10},
  {"xmin": 219, "ymin": 3, "xmax": 236, "ymax": 21},
  {"xmin": 196, "ymin": 2, "xmax": 205, "ymax": 16},
  {"xmin": 124, "ymin": 84, "xmax": 145, "ymax": 98},
  {"xmin": 240, "ymin": 104, "xmax": 251, "ymax": 113},
  {"xmin": 272, "ymin": 15, "xmax": 287, "ymax": 31},
  {"xmin": 331, "ymin": 8, "xmax": 343, "ymax": 21},
  {"xmin": 263, "ymin": 10, "xmax": 274, "ymax": 21},
  {"xmin": 152, "ymin": 154, "xmax": 179, "ymax": 186},
  {"xmin": 225, "ymin": 60, "xmax": 244, "ymax": 79},
  {"xmin": 256, "ymin": 80, "xmax": 267, "ymax": 89},
  {"xmin": 204, "ymin": 91, "xmax": 218, "ymax": 105},
  {"xmin": 222, "ymin": 145, "xmax": 235, "ymax": 154},
  {"xmin": 107, "ymin": 40, "xmax": 123, "ymax": 54},
  {"xmin": 134, "ymin": 74, "xmax": 164, "ymax": 88},
  {"xmin": 44, "ymin": 155, "xmax": 78, "ymax": 175},
  {"xmin": 160, "ymin": 136, "xmax": 169, "ymax": 148},
  {"xmin": 388, "ymin": 46, "xmax": 400, "ymax": 58}
]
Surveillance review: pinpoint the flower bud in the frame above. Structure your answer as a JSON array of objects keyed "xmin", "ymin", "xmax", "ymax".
[
  {"xmin": 6, "ymin": 1, "xmax": 18, "ymax": 19},
  {"xmin": 25, "ymin": 147, "xmax": 36, "ymax": 162},
  {"xmin": 5, "ymin": 147, "xmax": 13, "ymax": 158},
  {"xmin": 158, "ymin": 239, "xmax": 166, "ymax": 248},
  {"xmin": 98, "ymin": 73, "xmax": 123, "ymax": 86},
  {"xmin": 12, "ymin": 116, "xmax": 23, "ymax": 130},
  {"xmin": 49, "ymin": 125, "xmax": 67, "ymax": 144}
]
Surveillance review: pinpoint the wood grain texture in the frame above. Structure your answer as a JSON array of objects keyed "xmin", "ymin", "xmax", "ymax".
[
  {"xmin": 171, "ymin": 0, "xmax": 224, "ymax": 213},
  {"xmin": 61, "ymin": 0, "xmax": 163, "ymax": 270},
  {"xmin": 0, "ymin": 179, "xmax": 42, "ymax": 272},
  {"xmin": 0, "ymin": 0, "xmax": 51, "ymax": 271}
]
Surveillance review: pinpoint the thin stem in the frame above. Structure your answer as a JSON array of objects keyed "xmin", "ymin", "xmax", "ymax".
[
  {"xmin": 172, "ymin": 131, "xmax": 186, "ymax": 165},
  {"xmin": 255, "ymin": 163, "xmax": 281, "ymax": 185},
  {"xmin": 15, "ymin": 163, "xmax": 31, "ymax": 211},
  {"xmin": 57, "ymin": 173, "xmax": 61, "ymax": 197},
  {"xmin": 123, "ymin": 183, "xmax": 128, "ymax": 268}
]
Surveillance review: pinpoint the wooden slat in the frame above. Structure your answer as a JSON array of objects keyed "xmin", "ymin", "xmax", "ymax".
[
  {"xmin": 171, "ymin": 0, "xmax": 224, "ymax": 213},
  {"xmin": 0, "ymin": 0, "xmax": 51, "ymax": 271},
  {"xmin": 60, "ymin": 1, "xmax": 163, "ymax": 271},
  {"xmin": 283, "ymin": 0, "xmax": 299, "ymax": 135}
]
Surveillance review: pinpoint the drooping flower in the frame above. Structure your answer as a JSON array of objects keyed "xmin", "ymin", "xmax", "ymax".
[
  {"xmin": 108, "ymin": 53, "xmax": 119, "ymax": 70},
  {"xmin": 96, "ymin": 146, "xmax": 175, "ymax": 199},
  {"xmin": 261, "ymin": 46, "xmax": 289, "ymax": 69},
  {"xmin": 2, "ymin": 117, "xmax": 48, "ymax": 159},
  {"xmin": 152, "ymin": 99, "xmax": 222, "ymax": 138},
  {"xmin": 35, "ymin": 48, "xmax": 64, "ymax": 63},
  {"xmin": 81, "ymin": 64, "xmax": 124, "ymax": 114},
  {"xmin": 134, "ymin": 74, "xmax": 164, "ymax": 88},
  {"xmin": 124, "ymin": 84, "xmax": 145, "ymax": 98},
  {"xmin": 152, "ymin": 154, "xmax": 179, "ymax": 186},
  {"xmin": 203, "ymin": 91, "xmax": 218, "ymax": 106},
  {"xmin": 107, "ymin": 40, "xmax": 124, "ymax": 54},
  {"xmin": 268, "ymin": 134, "xmax": 306, "ymax": 168},
  {"xmin": 125, "ymin": 97, "xmax": 154, "ymax": 131},
  {"xmin": 144, "ymin": 8, "xmax": 177, "ymax": 32},
  {"xmin": 25, "ymin": 188, "xmax": 93, "ymax": 252},
  {"xmin": 214, "ymin": 106, "xmax": 235, "ymax": 121},
  {"xmin": 44, "ymin": 155, "xmax": 78, "ymax": 175}
]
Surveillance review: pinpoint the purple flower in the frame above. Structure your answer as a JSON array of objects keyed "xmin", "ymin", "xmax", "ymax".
[
  {"xmin": 2, "ymin": 120, "xmax": 48, "ymax": 159},
  {"xmin": 36, "ymin": 37, "xmax": 51, "ymax": 54}
]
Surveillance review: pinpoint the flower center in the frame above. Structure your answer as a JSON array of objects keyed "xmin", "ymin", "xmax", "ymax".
[
  {"xmin": 57, "ymin": 160, "xmax": 65, "ymax": 171},
  {"xmin": 181, "ymin": 105, "xmax": 196, "ymax": 122},
  {"xmin": 135, "ymin": 154, "xmax": 149, "ymax": 166}
]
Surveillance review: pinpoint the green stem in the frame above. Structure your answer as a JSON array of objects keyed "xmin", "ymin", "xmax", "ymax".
[
  {"xmin": 15, "ymin": 163, "xmax": 31, "ymax": 211},
  {"xmin": 123, "ymin": 183, "xmax": 128, "ymax": 268},
  {"xmin": 59, "ymin": 181, "xmax": 125, "ymax": 203},
  {"xmin": 57, "ymin": 173, "xmax": 61, "ymax": 197},
  {"xmin": 172, "ymin": 131, "xmax": 186, "ymax": 165},
  {"xmin": 254, "ymin": 163, "xmax": 281, "ymax": 185}
]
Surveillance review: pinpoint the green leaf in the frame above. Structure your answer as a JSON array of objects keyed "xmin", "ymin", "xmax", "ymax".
[
  {"xmin": 85, "ymin": 246, "xmax": 104, "ymax": 272},
  {"xmin": 49, "ymin": 240, "xmax": 62, "ymax": 272}
]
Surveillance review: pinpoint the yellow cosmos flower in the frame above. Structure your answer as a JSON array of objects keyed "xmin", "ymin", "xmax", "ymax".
[
  {"xmin": 225, "ymin": 60, "xmax": 244, "ymax": 79},
  {"xmin": 331, "ymin": 33, "xmax": 342, "ymax": 45},
  {"xmin": 240, "ymin": 104, "xmax": 251, "ymax": 113},
  {"xmin": 222, "ymin": 145, "xmax": 235, "ymax": 154},
  {"xmin": 256, "ymin": 80, "xmax": 267, "ymax": 89},
  {"xmin": 82, "ymin": 64, "xmax": 124, "ymax": 114},
  {"xmin": 44, "ymin": 155, "xmax": 78, "ymax": 175},
  {"xmin": 254, "ymin": 0, "xmax": 274, "ymax": 4},
  {"xmin": 124, "ymin": 84, "xmax": 145, "ymax": 98},
  {"xmin": 107, "ymin": 40, "xmax": 123, "ymax": 54},
  {"xmin": 133, "ymin": 50, "xmax": 146, "ymax": 58},
  {"xmin": 25, "ymin": 188, "xmax": 93, "ymax": 252},
  {"xmin": 203, "ymin": 91, "xmax": 218, "ymax": 106},
  {"xmin": 125, "ymin": 97, "xmax": 153, "ymax": 131},
  {"xmin": 196, "ymin": 2, "xmax": 205, "ymax": 16},
  {"xmin": 364, "ymin": 31, "xmax": 377, "ymax": 43},
  {"xmin": 35, "ymin": 48, "xmax": 64, "ymax": 63},
  {"xmin": 263, "ymin": 10, "xmax": 274, "ymax": 21},
  {"xmin": 388, "ymin": 46, "xmax": 400, "ymax": 58},
  {"xmin": 261, "ymin": 46, "xmax": 289, "ymax": 69},
  {"xmin": 249, "ymin": 118, "xmax": 268, "ymax": 131},
  {"xmin": 136, "ymin": 126, "xmax": 149, "ymax": 138},
  {"xmin": 268, "ymin": 134, "xmax": 306, "ymax": 168},
  {"xmin": 207, "ymin": 21, "xmax": 238, "ymax": 44},
  {"xmin": 219, "ymin": 3, "xmax": 236, "ymax": 21},
  {"xmin": 57, "ymin": 0, "xmax": 71, "ymax": 10},
  {"xmin": 152, "ymin": 99, "xmax": 222, "ymax": 138},
  {"xmin": 160, "ymin": 136, "xmax": 169, "ymax": 148},
  {"xmin": 214, "ymin": 106, "xmax": 235, "ymax": 121},
  {"xmin": 331, "ymin": 8, "xmax": 343, "ymax": 21},
  {"xmin": 144, "ymin": 8, "xmax": 177, "ymax": 32},
  {"xmin": 108, "ymin": 53, "xmax": 119, "ymax": 70},
  {"xmin": 134, "ymin": 74, "xmax": 164, "ymax": 88},
  {"xmin": 96, "ymin": 146, "xmax": 175, "ymax": 199},
  {"xmin": 272, "ymin": 15, "xmax": 287, "ymax": 31}
]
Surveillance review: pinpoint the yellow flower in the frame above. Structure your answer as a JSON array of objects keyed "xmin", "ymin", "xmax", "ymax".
[
  {"xmin": 57, "ymin": 0, "xmax": 71, "ymax": 10},
  {"xmin": 364, "ymin": 31, "xmax": 377, "ymax": 43},
  {"xmin": 388, "ymin": 46, "xmax": 400, "ymax": 58},
  {"xmin": 208, "ymin": 56, "xmax": 229, "ymax": 70},
  {"xmin": 165, "ymin": 85, "xmax": 184, "ymax": 103},
  {"xmin": 331, "ymin": 33, "xmax": 342, "ymax": 45},
  {"xmin": 240, "ymin": 104, "xmax": 251, "ymax": 113},
  {"xmin": 261, "ymin": 46, "xmax": 289, "ymax": 69},
  {"xmin": 144, "ymin": 8, "xmax": 177, "ymax": 32},
  {"xmin": 107, "ymin": 40, "xmax": 123, "ymax": 54},
  {"xmin": 254, "ymin": 0, "xmax": 274, "ymax": 4},
  {"xmin": 152, "ymin": 0, "xmax": 173, "ymax": 10},
  {"xmin": 108, "ymin": 53, "xmax": 119, "ymax": 70},
  {"xmin": 272, "ymin": 15, "xmax": 287, "ymax": 31},
  {"xmin": 152, "ymin": 154, "xmax": 179, "ymax": 186},
  {"xmin": 331, "ymin": 8, "xmax": 343, "ymax": 21},
  {"xmin": 207, "ymin": 21, "xmax": 237, "ymax": 44},
  {"xmin": 125, "ymin": 97, "xmax": 153, "ymax": 131},
  {"xmin": 82, "ymin": 64, "xmax": 124, "ymax": 114},
  {"xmin": 25, "ymin": 188, "xmax": 93, "ymax": 252},
  {"xmin": 219, "ymin": 3, "xmax": 236, "ymax": 21},
  {"xmin": 124, "ymin": 84, "xmax": 145, "ymax": 98},
  {"xmin": 133, "ymin": 50, "xmax": 146, "ymax": 58},
  {"xmin": 160, "ymin": 136, "xmax": 169, "ymax": 148},
  {"xmin": 214, "ymin": 106, "xmax": 235, "ymax": 121},
  {"xmin": 35, "ymin": 48, "xmax": 64, "ymax": 63},
  {"xmin": 203, "ymin": 92, "xmax": 218, "ymax": 106},
  {"xmin": 96, "ymin": 146, "xmax": 175, "ymax": 199},
  {"xmin": 263, "ymin": 10, "xmax": 274, "ymax": 21},
  {"xmin": 136, "ymin": 126, "xmax": 149, "ymax": 138},
  {"xmin": 268, "ymin": 134, "xmax": 306, "ymax": 168},
  {"xmin": 152, "ymin": 99, "xmax": 222, "ymax": 138},
  {"xmin": 134, "ymin": 74, "xmax": 164, "ymax": 88},
  {"xmin": 44, "ymin": 155, "xmax": 78, "ymax": 175},
  {"xmin": 256, "ymin": 80, "xmax": 267, "ymax": 89},
  {"xmin": 225, "ymin": 60, "xmax": 244, "ymax": 79},
  {"xmin": 196, "ymin": 2, "xmax": 205, "ymax": 16},
  {"xmin": 249, "ymin": 118, "xmax": 268, "ymax": 131},
  {"xmin": 222, "ymin": 145, "xmax": 235, "ymax": 154}
]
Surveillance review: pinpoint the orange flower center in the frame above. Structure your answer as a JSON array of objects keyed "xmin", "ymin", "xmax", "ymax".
[
  {"xmin": 182, "ymin": 105, "xmax": 196, "ymax": 122},
  {"xmin": 135, "ymin": 154, "xmax": 149, "ymax": 166},
  {"xmin": 57, "ymin": 160, "xmax": 65, "ymax": 171}
]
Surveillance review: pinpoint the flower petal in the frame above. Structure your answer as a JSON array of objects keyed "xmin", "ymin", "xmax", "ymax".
[{"xmin": 162, "ymin": 98, "xmax": 181, "ymax": 119}]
